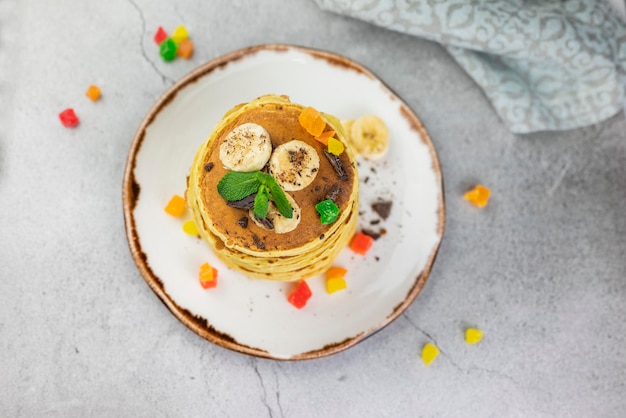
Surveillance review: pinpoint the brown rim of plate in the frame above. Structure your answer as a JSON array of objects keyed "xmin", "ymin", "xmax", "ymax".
[{"xmin": 122, "ymin": 43, "xmax": 446, "ymax": 361}]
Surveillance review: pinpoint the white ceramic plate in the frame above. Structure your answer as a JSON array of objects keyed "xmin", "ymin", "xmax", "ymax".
[{"xmin": 123, "ymin": 44, "xmax": 445, "ymax": 360}]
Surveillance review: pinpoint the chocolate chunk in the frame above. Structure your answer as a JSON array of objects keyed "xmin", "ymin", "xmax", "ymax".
[
  {"xmin": 372, "ymin": 201, "xmax": 392, "ymax": 220},
  {"xmin": 238, "ymin": 216, "xmax": 248, "ymax": 228},
  {"xmin": 362, "ymin": 229, "xmax": 381, "ymax": 240},
  {"xmin": 323, "ymin": 149, "xmax": 348, "ymax": 181},
  {"xmin": 252, "ymin": 234, "xmax": 266, "ymax": 250},
  {"xmin": 254, "ymin": 215, "xmax": 274, "ymax": 230},
  {"xmin": 325, "ymin": 184, "xmax": 343, "ymax": 202},
  {"xmin": 227, "ymin": 194, "xmax": 256, "ymax": 210},
  {"xmin": 204, "ymin": 162, "xmax": 214, "ymax": 172}
]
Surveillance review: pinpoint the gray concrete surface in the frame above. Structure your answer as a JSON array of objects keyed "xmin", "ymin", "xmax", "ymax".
[{"xmin": 1, "ymin": 0, "xmax": 625, "ymax": 416}]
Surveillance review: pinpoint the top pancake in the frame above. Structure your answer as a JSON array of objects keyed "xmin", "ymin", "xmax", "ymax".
[{"xmin": 194, "ymin": 96, "xmax": 358, "ymax": 253}]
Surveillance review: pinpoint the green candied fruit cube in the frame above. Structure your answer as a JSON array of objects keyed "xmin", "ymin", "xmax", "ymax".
[
  {"xmin": 315, "ymin": 199, "xmax": 340, "ymax": 225},
  {"xmin": 159, "ymin": 38, "xmax": 177, "ymax": 62}
]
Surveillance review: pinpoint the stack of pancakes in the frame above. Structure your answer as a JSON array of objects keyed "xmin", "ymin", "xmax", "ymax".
[{"xmin": 186, "ymin": 95, "xmax": 359, "ymax": 281}]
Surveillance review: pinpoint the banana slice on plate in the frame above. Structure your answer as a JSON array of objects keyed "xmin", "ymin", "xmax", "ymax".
[
  {"xmin": 269, "ymin": 140, "xmax": 320, "ymax": 191},
  {"xmin": 250, "ymin": 193, "xmax": 301, "ymax": 234},
  {"xmin": 349, "ymin": 115, "xmax": 389, "ymax": 160},
  {"xmin": 219, "ymin": 123, "xmax": 272, "ymax": 172}
]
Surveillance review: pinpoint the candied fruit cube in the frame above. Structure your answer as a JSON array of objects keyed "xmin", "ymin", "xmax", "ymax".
[
  {"xmin": 287, "ymin": 281, "xmax": 312, "ymax": 309},
  {"xmin": 182, "ymin": 220, "xmax": 198, "ymax": 235},
  {"xmin": 160, "ymin": 38, "xmax": 177, "ymax": 62},
  {"xmin": 298, "ymin": 107, "xmax": 326, "ymax": 137},
  {"xmin": 85, "ymin": 85, "xmax": 101, "ymax": 101},
  {"xmin": 326, "ymin": 277, "xmax": 347, "ymax": 294},
  {"xmin": 464, "ymin": 184, "xmax": 490, "ymax": 208},
  {"xmin": 164, "ymin": 194, "xmax": 186, "ymax": 217},
  {"xmin": 199, "ymin": 262, "xmax": 218, "ymax": 289},
  {"xmin": 326, "ymin": 266, "xmax": 347, "ymax": 279},
  {"xmin": 349, "ymin": 232, "xmax": 373, "ymax": 255},
  {"xmin": 327, "ymin": 137, "xmax": 345, "ymax": 156},
  {"xmin": 154, "ymin": 26, "xmax": 168, "ymax": 45},
  {"xmin": 172, "ymin": 25, "xmax": 189, "ymax": 44},
  {"xmin": 465, "ymin": 328, "xmax": 483, "ymax": 344},
  {"xmin": 314, "ymin": 130, "xmax": 335, "ymax": 146},
  {"xmin": 421, "ymin": 342, "xmax": 439, "ymax": 366},
  {"xmin": 59, "ymin": 108, "xmax": 79, "ymax": 127},
  {"xmin": 176, "ymin": 39, "xmax": 194, "ymax": 59}
]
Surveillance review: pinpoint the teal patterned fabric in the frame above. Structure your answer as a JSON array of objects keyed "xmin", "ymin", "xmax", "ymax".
[{"xmin": 315, "ymin": 0, "xmax": 626, "ymax": 133}]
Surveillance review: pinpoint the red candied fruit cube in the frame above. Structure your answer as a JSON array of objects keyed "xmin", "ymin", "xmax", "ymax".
[
  {"xmin": 349, "ymin": 232, "xmax": 374, "ymax": 255},
  {"xmin": 153, "ymin": 26, "xmax": 168, "ymax": 45},
  {"xmin": 287, "ymin": 281, "xmax": 312, "ymax": 309},
  {"xmin": 59, "ymin": 108, "xmax": 79, "ymax": 127}
]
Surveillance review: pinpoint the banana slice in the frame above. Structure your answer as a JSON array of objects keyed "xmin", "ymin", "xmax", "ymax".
[
  {"xmin": 219, "ymin": 123, "xmax": 272, "ymax": 172},
  {"xmin": 349, "ymin": 115, "xmax": 389, "ymax": 160},
  {"xmin": 268, "ymin": 140, "xmax": 320, "ymax": 191},
  {"xmin": 250, "ymin": 193, "xmax": 301, "ymax": 234}
]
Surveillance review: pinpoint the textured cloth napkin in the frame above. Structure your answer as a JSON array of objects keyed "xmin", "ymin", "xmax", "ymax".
[{"xmin": 315, "ymin": 0, "xmax": 626, "ymax": 134}]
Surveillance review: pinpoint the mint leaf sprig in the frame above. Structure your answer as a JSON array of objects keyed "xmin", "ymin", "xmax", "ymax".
[{"xmin": 217, "ymin": 171, "xmax": 293, "ymax": 219}]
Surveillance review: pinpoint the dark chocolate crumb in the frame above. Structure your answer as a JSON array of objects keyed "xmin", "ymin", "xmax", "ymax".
[
  {"xmin": 370, "ymin": 219, "xmax": 381, "ymax": 225},
  {"xmin": 372, "ymin": 201, "xmax": 392, "ymax": 220},
  {"xmin": 238, "ymin": 216, "xmax": 248, "ymax": 228},
  {"xmin": 370, "ymin": 167, "xmax": 377, "ymax": 174},
  {"xmin": 255, "ymin": 215, "xmax": 274, "ymax": 230},
  {"xmin": 325, "ymin": 184, "xmax": 343, "ymax": 202},
  {"xmin": 375, "ymin": 256, "xmax": 380, "ymax": 262},
  {"xmin": 363, "ymin": 176, "xmax": 369, "ymax": 184},
  {"xmin": 203, "ymin": 162, "xmax": 214, "ymax": 172},
  {"xmin": 362, "ymin": 229, "xmax": 381, "ymax": 240},
  {"xmin": 320, "ymin": 234, "xmax": 325, "ymax": 240},
  {"xmin": 252, "ymin": 235, "xmax": 266, "ymax": 250}
]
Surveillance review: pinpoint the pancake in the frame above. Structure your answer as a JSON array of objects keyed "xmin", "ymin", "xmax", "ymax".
[{"xmin": 187, "ymin": 95, "xmax": 359, "ymax": 281}]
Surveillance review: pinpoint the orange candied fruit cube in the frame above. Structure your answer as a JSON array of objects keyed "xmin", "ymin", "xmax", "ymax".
[
  {"xmin": 326, "ymin": 266, "xmax": 347, "ymax": 279},
  {"xmin": 464, "ymin": 184, "xmax": 490, "ymax": 208},
  {"xmin": 314, "ymin": 130, "xmax": 336, "ymax": 146},
  {"xmin": 177, "ymin": 39, "xmax": 194, "ymax": 59},
  {"xmin": 85, "ymin": 85, "xmax": 101, "ymax": 101},
  {"xmin": 298, "ymin": 107, "xmax": 326, "ymax": 137},
  {"xmin": 199, "ymin": 262, "xmax": 218, "ymax": 289},
  {"xmin": 164, "ymin": 194, "xmax": 186, "ymax": 217},
  {"xmin": 349, "ymin": 232, "xmax": 374, "ymax": 255}
]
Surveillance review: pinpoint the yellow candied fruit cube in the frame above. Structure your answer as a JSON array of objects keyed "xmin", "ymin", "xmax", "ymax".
[
  {"xmin": 463, "ymin": 184, "xmax": 490, "ymax": 208},
  {"xmin": 465, "ymin": 328, "xmax": 483, "ymax": 345},
  {"xmin": 164, "ymin": 194, "xmax": 186, "ymax": 217},
  {"xmin": 85, "ymin": 85, "xmax": 101, "ymax": 101},
  {"xmin": 326, "ymin": 277, "xmax": 347, "ymax": 294},
  {"xmin": 182, "ymin": 220, "xmax": 198, "ymax": 236},
  {"xmin": 327, "ymin": 137, "xmax": 345, "ymax": 156},
  {"xmin": 421, "ymin": 342, "xmax": 439, "ymax": 366},
  {"xmin": 172, "ymin": 25, "xmax": 189, "ymax": 44}
]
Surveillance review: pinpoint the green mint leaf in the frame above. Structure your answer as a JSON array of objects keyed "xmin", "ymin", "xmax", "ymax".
[
  {"xmin": 255, "ymin": 171, "xmax": 274, "ymax": 186},
  {"xmin": 254, "ymin": 186, "xmax": 269, "ymax": 219},
  {"xmin": 217, "ymin": 171, "xmax": 261, "ymax": 201},
  {"xmin": 268, "ymin": 182, "xmax": 293, "ymax": 219}
]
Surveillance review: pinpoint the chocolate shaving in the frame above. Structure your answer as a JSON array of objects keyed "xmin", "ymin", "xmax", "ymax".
[
  {"xmin": 254, "ymin": 215, "xmax": 274, "ymax": 230},
  {"xmin": 362, "ymin": 229, "xmax": 382, "ymax": 240},
  {"xmin": 203, "ymin": 162, "xmax": 214, "ymax": 172},
  {"xmin": 252, "ymin": 235, "xmax": 266, "ymax": 250},
  {"xmin": 227, "ymin": 194, "xmax": 256, "ymax": 210},
  {"xmin": 237, "ymin": 216, "xmax": 248, "ymax": 228},
  {"xmin": 325, "ymin": 184, "xmax": 343, "ymax": 202},
  {"xmin": 323, "ymin": 149, "xmax": 348, "ymax": 181},
  {"xmin": 372, "ymin": 201, "xmax": 392, "ymax": 220}
]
